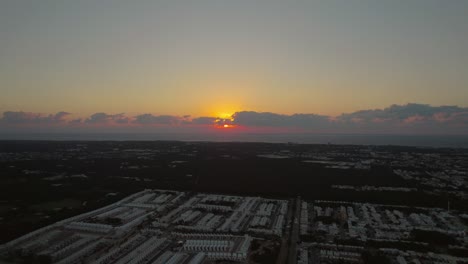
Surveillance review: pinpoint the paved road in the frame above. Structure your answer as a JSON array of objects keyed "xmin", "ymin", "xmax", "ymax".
[
  {"xmin": 276, "ymin": 198, "xmax": 295, "ymax": 264},
  {"xmin": 287, "ymin": 196, "xmax": 301, "ymax": 264}
]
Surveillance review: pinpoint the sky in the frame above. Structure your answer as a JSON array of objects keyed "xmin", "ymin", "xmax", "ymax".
[{"xmin": 1, "ymin": 1, "xmax": 468, "ymax": 135}]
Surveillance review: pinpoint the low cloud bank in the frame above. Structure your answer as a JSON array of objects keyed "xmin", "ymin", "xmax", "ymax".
[
  {"xmin": 1, "ymin": 104, "xmax": 467, "ymax": 134},
  {"xmin": 1, "ymin": 111, "xmax": 71, "ymax": 124}
]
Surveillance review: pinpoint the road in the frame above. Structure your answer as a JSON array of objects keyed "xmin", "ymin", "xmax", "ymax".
[
  {"xmin": 287, "ymin": 196, "xmax": 301, "ymax": 264},
  {"xmin": 275, "ymin": 197, "xmax": 294, "ymax": 264}
]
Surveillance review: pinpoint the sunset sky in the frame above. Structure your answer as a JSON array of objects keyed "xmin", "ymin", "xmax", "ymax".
[{"xmin": 1, "ymin": 1, "xmax": 468, "ymax": 134}]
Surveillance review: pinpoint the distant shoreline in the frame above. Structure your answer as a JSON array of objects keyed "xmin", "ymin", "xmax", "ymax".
[{"xmin": 0, "ymin": 133, "xmax": 467, "ymax": 148}]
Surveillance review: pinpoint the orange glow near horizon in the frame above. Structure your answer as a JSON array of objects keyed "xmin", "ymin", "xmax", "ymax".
[
  {"xmin": 217, "ymin": 112, "xmax": 234, "ymax": 119},
  {"xmin": 205, "ymin": 101, "xmax": 241, "ymax": 120}
]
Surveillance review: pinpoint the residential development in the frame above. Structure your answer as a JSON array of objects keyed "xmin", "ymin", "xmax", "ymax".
[
  {"xmin": 0, "ymin": 141, "xmax": 467, "ymax": 263},
  {"xmin": 1, "ymin": 189, "xmax": 289, "ymax": 264}
]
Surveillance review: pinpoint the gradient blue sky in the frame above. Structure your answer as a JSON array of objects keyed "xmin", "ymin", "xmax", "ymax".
[{"xmin": 1, "ymin": 1, "xmax": 468, "ymax": 133}]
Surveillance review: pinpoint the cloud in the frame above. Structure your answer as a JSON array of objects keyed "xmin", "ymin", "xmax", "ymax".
[
  {"xmin": 225, "ymin": 104, "xmax": 468, "ymax": 134},
  {"xmin": 191, "ymin": 117, "xmax": 217, "ymax": 125},
  {"xmin": 1, "ymin": 111, "xmax": 71, "ymax": 124},
  {"xmin": 329, "ymin": 103, "xmax": 468, "ymax": 134},
  {"xmin": 1, "ymin": 103, "xmax": 467, "ymax": 134},
  {"xmin": 402, "ymin": 115, "xmax": 426, "ymax": 124},
  {"xmin": 54, "ymin": 111, "xmax": 70, "ymax": 120},
  {"xmin": 69, "ymin": 118, "xmax": 82, "ymax": 124},
  {"xmin": 85, "ymin": 113, "xmax": 130, "ymax": 124},
  {"xmin": 338, "ymin": 104, "xmax": 465, "ymax": 121},
  {"xmin": 133, "ymin": 114, "xmax": 182, "ymax": 125},
  {"xmin": 231, "ymin": 111, "xmax": 331, "ymax": 128}
]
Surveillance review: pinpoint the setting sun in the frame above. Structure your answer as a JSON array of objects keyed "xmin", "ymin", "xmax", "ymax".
[{"xmin": 216, "ymin": 123, "xmax": 236, "ymax": 129}]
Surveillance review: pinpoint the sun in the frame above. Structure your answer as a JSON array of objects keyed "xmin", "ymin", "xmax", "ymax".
[
  {"xmin": 212, "ymin": 109, "xmax": 237, "ymax": 129},
  {"xmin": 217, "ymin": 123, "xmax": 235, "ymax": 129}
]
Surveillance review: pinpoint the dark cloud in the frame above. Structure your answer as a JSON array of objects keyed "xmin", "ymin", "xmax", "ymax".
[
  {"xmin": 226, "ymin": 104, "xmax": 468, "ymax": 134},
  {"xmin": 1, "ymin": 111, "xmax": 70, "ymax": 124},
  {"xmin": 191, "ymin": 117, "xmax": 217, "ymax": 125},
  {"xmin": 115, "ymin": 116, "xmax": 131, "ymax": 124},
  {"xmin": 337, "ymin": 103, "xmax": 468, "ymax": 125},
  {"xmin": 69, "ymin": 118, "xmax": 82, "ymax": 124},
  {"xmin": 85, "ymin": 113, "xmax": 129, "ymax": 124},
  {"xmin": 1, "ymin": 104, "xmax": 467, "ymax": 134},
  {"xmin": 85, "ymin": 113, "xmax": 109, "ymax": 124},
  {"xmin": 232, "ymin": 111, "xmax": 331, "ymax": 128},
  {"xmin": 133, "ymin": 114, "xmax": 181, "ymax": 125},
  {"xmin": 54, "ymin": 112, "xmax": 71, "ymax": 120}
]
